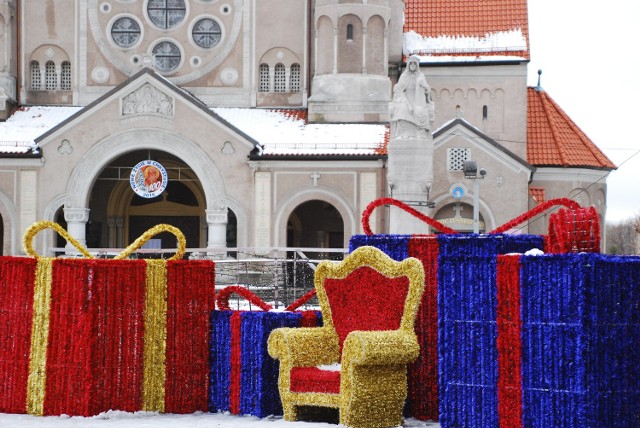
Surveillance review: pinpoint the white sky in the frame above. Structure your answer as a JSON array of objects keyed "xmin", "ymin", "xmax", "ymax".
[{"xmin": 527, "ymin": 0, "xmax": 640, "ymax": 222}]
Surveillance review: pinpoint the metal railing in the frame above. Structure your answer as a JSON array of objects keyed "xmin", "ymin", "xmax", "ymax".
[{"xmin": 50, "ymin": 246, "xmax": 348, "ymax": 310}]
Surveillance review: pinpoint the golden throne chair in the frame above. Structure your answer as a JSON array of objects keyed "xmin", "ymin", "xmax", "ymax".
[{"xmin": 268, "ymin": 246, "xmax": 425, "ymax": 428}]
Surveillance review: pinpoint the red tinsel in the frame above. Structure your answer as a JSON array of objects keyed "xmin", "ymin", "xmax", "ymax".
[
  {"xmin": 362, "ymin": 198, "xmax": 458, "ymax": 235},
  {"xmin": 496, "ymin": 255, "xmax": 523, "ymax": 428},
  {"xmin": 165, "ymin": 260, "xmax": 216, "ymax": 414},
  {"xmin": 324, "ymin": 266, "xmax": 409, "ymax": 352},
  {"xmin": 285, "ymin": 289, "xmax": 317, "ymax": 312},
  {"xmin": 290, "ymin": 367, "xmax": 341, "ymax": 394},
  {"xmin": 407, "ymin": 236, "xmax": 440, "ymax": 421},
  {"xmin": 490, "ymin": 198, "xmax": 580, "ymax": 234},
  {"xmin": 546, "ymin": 206, "xmax": 601, "ymax": 253},
  {"xmin": 0, "ymin": 257, "xmax": 36, "ymax": 414},
  {"xmin": 216, "ymin": 285, "xmax": 273, "ymax": 312},
  {"xmin": 229, "ymin": 311, "xmax": 242, "ymax": 414}
]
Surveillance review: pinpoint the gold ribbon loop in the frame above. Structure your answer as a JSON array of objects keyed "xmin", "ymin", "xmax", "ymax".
[
  {"xmin": 114, "ymin": 224, "xmax": 186, "ymax": 261},
  {"xmin": 23, "ymin": 221, "xmax": 94, "ymax": 259}
]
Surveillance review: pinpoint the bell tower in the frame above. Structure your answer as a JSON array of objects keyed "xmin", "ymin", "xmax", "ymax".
[
  {"xmin": 308, "ymin": 0, "xmax": 403, "ymax": 123},
  {"xmin": 0, "ymin": 0, "xmax": 17, "ymax": 119}
]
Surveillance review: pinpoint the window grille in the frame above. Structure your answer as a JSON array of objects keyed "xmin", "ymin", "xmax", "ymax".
[
  {"xmin": 31, "ymin": 61, "xmax": 41, "ymax": 90},
  {"xmin": 290, "ymin": 63, "xmax": 301, "ymax": 92},
  {"xmin": 153, "ymin": 41, "xmax": 181, "ymax": 72},
  {"xmin": 61, "ymin": 61, "xmax": 71, "ymax": 90},
  {"xmin": 111, "ymin": 17, "xmax": 141, "ymax": 48},
  {"xmin": 192, "ymin": 18, "xmax": 221, "ymax": 48},
  {"xmin": 148, "ymin": 0, "xmax": 186, "ymax": 29},
  {"xmin": 274, "ymin": 63, "xmax": 285, "ymax": 93},
  {"xmin": 45, "ymin": 61, "xmax": 56, "ymax": 90},
  {"xmin": 447, "ymin": 148, "xmax": 470, "ymax": 171},
  {"xmin": 259, "ymin": 63, "xmax": 269, "ymax": 92}
]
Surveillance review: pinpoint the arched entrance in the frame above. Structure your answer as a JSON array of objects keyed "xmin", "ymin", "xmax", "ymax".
[
  {"xmin": 74, "ymin": 149, "xmax": 236, "ymax": 251},
  {"xmin": 434, "ymin": 201, "xmax": 485, "ymax": 233},
  {"xmin": 287, "ymin": 200, "xmax": 344, "ymax": 252}
]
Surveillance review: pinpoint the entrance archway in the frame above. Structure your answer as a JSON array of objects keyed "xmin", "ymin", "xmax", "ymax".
[
  {"xmin": 287, "ymin": 200, "xmax": 344, "ymax": 252},
  {"xmin": 434, "ymin": 201, "xmax": 485, "ymax": 233}
]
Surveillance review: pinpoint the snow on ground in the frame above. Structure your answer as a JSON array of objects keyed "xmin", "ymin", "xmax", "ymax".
[{"xmin": 0, "ymin": 411, "xmax": 440, "ymax": 428}]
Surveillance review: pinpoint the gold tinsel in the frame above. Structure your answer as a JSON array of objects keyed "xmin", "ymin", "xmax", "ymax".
[
  {"xmin": 268, "ymin": 246, "xmax": 425, "ymax": 428},
  {"xmin": 22, "ymin": 221, "xmax": 187, "ymax": 416}
]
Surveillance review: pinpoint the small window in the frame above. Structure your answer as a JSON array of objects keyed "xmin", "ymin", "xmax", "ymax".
[
  {"xmin": 45, "ymin": 61, "xmax": 56, "ymax": 90},
  {"xmin": 61, "ymin": 61, "xmax": 71, "ymax": 90},
  {"xmin": 152, "ymin": 41, "xmax": 181, "ymax": 72},
  {"xmin": 259, "ymin": 63, "xmax": 269, "ymax": 92},
  {"xmin": 148, "ymin": 0, "xmax": 186, "ymax": 29},
  {"xmin": 111, "ymin": 17, "xmax": 141, "ymax": 48},
  {"xmin": 482, "ymin": 105, "xmax": 488, "ymax": 120},
  {"xmin": 192, "ymin": 18, "xmax": 222, "ymax": 48},
  {"xmin": 447, "ymin": 148, "xmax": 471, "ymax": 171},
  {"xmin": 274, "ymin": 63, "xmax": 286, "ymax": 92},
  {"xmin": 346, "ymin": 23, "xmax": 353, "ymax": 41},
  {"xmin": 31, "ymin": 61, "xmax": 42, "ymax": 90},
  {"xmin": 290, "ymin": 63, "xmax": 301, "ymax": 92}
]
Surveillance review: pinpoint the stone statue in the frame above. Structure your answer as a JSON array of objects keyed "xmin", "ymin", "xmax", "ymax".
[{"xmin": 389, "ymin": 55, "xmax": 435, "ymax": 138}]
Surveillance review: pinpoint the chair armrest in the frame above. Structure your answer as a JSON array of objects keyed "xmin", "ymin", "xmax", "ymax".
[
  {"xmin": 342, "ymin": 330, "xmax": 420, "ymax": 366},
  {"xmin": 268, "ymin": 327, "xmax": 340, "ymax": 367}
]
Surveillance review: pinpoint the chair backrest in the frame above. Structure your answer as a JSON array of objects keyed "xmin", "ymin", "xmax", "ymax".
[{"xmin": 314, "ymin": 246, "xmax": 425, "ymax": 353}]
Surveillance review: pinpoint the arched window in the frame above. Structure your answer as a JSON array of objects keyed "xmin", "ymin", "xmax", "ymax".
[
  {"xmin": 30, "ymin": 61, "xmax": 42, "ymax": 90},
  {"xmin": 290, "ymin": 63, "xmax": 301, "ymax": 92},
  {"xmin": 346, "ymin": 24, "xmax": 354, "ymax": 41},
  {"xmin": 274, "ymin": 63, "xmax": 286, "ymax": 92},
  {"xmin": 45, "ymin": 61, "xmax": 56, "ymax": 90},
  {"xmin": 61, "ymin": 61, "xmax": 71, "ymax": 90},
  {"xmin": 259, "ymin": 63, "xmax": 269, "ymax": 92},
  {"xmin": 482, "ymin": 105, "xmax": 488, "ymax": 120}
]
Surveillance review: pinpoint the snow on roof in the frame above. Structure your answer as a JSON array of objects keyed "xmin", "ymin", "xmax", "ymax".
[
  {"xmin": 0, "ymin": 106, "xmax": 81, "ymax": 154},
  {"xmin": 212, "ymin": 108, "xmax": 388, "ymax": 156},
  {"xmin": 0, "ymin": 106, "xmax": 388, "ymax": 157},
  {"xmin": 404, "ymin": 29, "xmax": 528, "ymax": 61}
]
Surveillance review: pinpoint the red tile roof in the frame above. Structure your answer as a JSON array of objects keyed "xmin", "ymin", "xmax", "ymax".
[
  {"xmin": 528, "ymin": 186, "xmax": 545, "ymax": 205},
  {"xmin": 403, "ymin": 0, "xmax": 529, "ymax": 59},
  {"xmin": 527, "ymin": 88, "xmax": 615, "ymax": 169}
]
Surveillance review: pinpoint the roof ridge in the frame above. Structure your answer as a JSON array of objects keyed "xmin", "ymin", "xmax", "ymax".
[{"xmin": 538, "ymin": 91, "xmax": 569, "ymax": 166}]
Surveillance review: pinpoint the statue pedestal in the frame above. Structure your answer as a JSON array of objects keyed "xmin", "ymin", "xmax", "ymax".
[{"xmin": 387, "ymin": 135, "xmax": 434, "ymax": 234}]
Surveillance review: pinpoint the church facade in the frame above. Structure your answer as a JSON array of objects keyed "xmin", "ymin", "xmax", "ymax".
[{"xmin": 0, "ymin": 0, "xmax": 615, "ymax": 256}]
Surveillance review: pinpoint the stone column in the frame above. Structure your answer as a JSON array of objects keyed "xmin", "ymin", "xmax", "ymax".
[
  {"xmin": 206, "ymin": 208, "xmax": 228, "ymax": 251},
  {"xmin": 64, "ymin": 207, "xmax": 90, "ymax": 253}
]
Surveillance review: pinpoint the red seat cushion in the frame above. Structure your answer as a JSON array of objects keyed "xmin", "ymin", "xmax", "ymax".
[
  {"xmin": 290, "ymin": 367, "xmax": 341, "ymax": 394},
  {"xmin": 324, "ymin": 266, "xmax": 410, "ymax": 352}
]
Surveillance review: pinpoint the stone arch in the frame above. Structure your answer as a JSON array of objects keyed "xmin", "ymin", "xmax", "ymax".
[
  {"xmin": 315, "ymin": 15, "xmax": 334, "ymax": 75},
  {"xmin": 432, "ymin": 193, "xmax": 497, "ymax": 232},
  {"xmin": 365, "ymin": 15, "xmax": 385, "ymax": 75},
  {"xmin": 258, "ymin": 47, "xmax": 301, "ymax": 69},
  {"xmin": 337, "ymin": 14, "xmax": 362, "ymax": 74},
  {"xmin": 274, "ymin": 187, "xmax": 356, "ymax": 249},
  {"xmin": 29, "ymin": 44, "xmax": 70, "ymax": 64},
  {"xmin": 65, "ymin": 129, "xmax": 226, "ymax": 209}
]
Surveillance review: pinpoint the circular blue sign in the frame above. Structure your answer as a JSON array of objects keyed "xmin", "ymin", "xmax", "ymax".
[{"xmin": 452, "ymin": 185, "xmax": 464, "ymax": 199}]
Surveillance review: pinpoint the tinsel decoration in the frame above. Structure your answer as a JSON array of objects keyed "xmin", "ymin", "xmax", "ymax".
[
  {"xmin": 268, "ymin": 246, "xmax": 425, "ymax": 428},
  {"xmin": 349, "ymin": 234, "xmax": 411, "ymax": 261},
  {"xmin": 520, "ymin": 253, "xmax": 639, "ymax": 427},
  {"xmin": 209, "ymin": 286, "xmax": 321, "ymax": 418},
  {"xmin": 11, "ymin": 220, "xmax": 213, "ymax": 417},
  {"xmin": 489, "ymin": 198, "xmax": 580, "ymax": 234},
  {"xmin": 0, "ymin": 257, "xmax": 36, "ymax": 414},
  {"xmin": 546, "ymin": 206, "xmax": 601, "ymax": 253},
  {"xmin": 361, "ymin": 197, "xmax": 457, "ymax": 235}
]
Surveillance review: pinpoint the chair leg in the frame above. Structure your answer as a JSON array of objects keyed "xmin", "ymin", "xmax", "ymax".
[{"xmin": 282, "ymin": 403, "xmax": 298, "ymax": 421}]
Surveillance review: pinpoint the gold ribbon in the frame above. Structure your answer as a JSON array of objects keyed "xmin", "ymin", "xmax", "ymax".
[{"xmin": 22, "ymin": 221, "xmax": 186, "ymax": 415}]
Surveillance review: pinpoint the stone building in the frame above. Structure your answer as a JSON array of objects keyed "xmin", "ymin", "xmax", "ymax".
[{"xmin": 0, "ymin": 0, "xmax": 615, "ymax": 256}]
